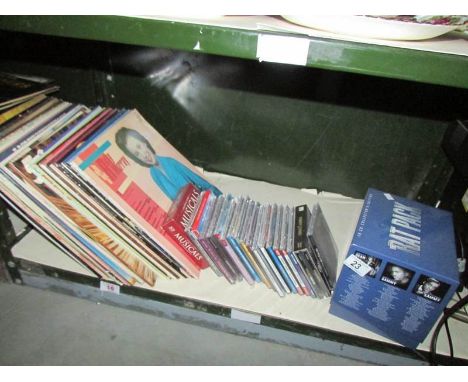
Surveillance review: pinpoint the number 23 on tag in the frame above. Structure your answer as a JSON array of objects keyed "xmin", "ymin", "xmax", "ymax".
[{"xmin": 344, "ymin": 254, "xmax": 372, "ymax": 277}]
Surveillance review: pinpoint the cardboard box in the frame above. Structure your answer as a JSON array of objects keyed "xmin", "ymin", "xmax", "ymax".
[{"xmin": 329, "ymin": 188, "xmax": 459, "ymax": 348}]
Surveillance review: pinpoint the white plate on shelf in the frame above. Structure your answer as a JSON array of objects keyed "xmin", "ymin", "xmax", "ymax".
[{"xmin": 282, "ymin": 16, "xmax": 458, "ymax": 41}]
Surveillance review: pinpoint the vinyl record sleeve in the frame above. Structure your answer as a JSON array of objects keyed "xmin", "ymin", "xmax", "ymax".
[
  {"xmin": 5, "ymin": 107, "xmax": 146, "ymax": 284},
  {"xmin": 0, "ymin": 97, "xmax": 61, "ymax": 142},
  {"xmin": 0, "ymin": 103, "xmax": 128, "ymax": 283},
  {"xmin": 0, "ymin": 72, "xmax": 58, "ymax": 110},
  {"xmin": 0, "ymin": 94, "xmax": 48, "ymax": 126},
  {"xmin": 65, "ymin": 110, "xmax": 221, "ymax": 277},
  {"xmin": 33, "ymin": 109, "xmax": 159, "ymax": 284}
]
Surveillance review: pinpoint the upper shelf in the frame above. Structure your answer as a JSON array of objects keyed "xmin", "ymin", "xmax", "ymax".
[{"xmin": 0, "ymin": 15, "xmax": 467, "ymax": 89}]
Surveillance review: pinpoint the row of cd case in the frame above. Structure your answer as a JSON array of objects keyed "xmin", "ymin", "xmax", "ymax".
[{"xmin": 183, "ymin": 185, "xmax": 339, "ymax": 298}]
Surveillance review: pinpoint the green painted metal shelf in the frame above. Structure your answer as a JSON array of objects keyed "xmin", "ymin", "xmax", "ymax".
[{"xmin": 0, "ymin": 15, "xmax": 467, "ymax": 89}]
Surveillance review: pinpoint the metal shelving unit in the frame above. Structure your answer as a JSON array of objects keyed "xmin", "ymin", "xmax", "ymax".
[{"xmin": 0, "ymin": 15, "xmax": 467, "ymax": 365}]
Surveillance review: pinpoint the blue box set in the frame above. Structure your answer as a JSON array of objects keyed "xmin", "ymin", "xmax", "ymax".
[{"xmin": 329, "ymin": 188, "xmax": 459, "ymax": 349}]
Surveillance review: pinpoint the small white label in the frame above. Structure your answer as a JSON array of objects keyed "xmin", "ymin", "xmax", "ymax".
[
  {"xmin": 100, "ymin": 281, "xmax": 120, "ymax": 294},
  {"xmin": 344, "ymin": 254, "xmax": 372, "ymax": 277},
  {"xmin": 231, "ymin": 309, "xmax": 261, "ymax": 324},
  {"xmin": 256, "ymin": 34, "xmax": 309, "ymax": 66},
  {"xmin": 384, "ymin": 193, "xmax": 395, "ymax": 201}
]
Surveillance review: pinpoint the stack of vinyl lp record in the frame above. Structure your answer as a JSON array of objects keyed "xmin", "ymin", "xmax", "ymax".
[{"xmin": 0, "ymin": 84, "xmax": 221, "ymax": 287}]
